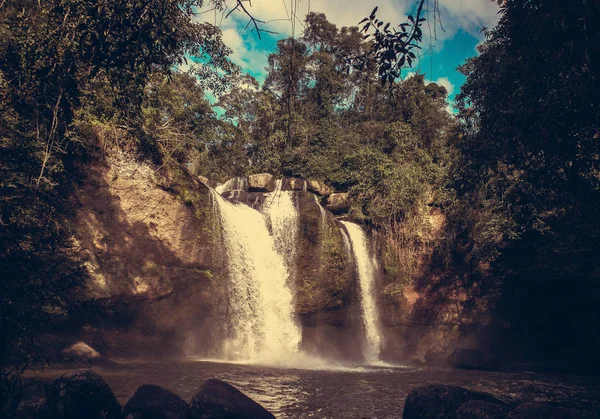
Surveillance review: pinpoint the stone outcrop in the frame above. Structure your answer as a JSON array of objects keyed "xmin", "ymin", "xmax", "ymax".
[
  {"xmin": 46, "ymin": 371, "xmax": 121, "ymax": 419},
  {"xmin": 70, "ymin": 152, "xmax": 217, "ymax": 357},
  {"xmin": 307, "ymin": 180, "xmax": 334, "ymax": 196},
  {"xmin": 323, "ymin": 192, "xmax": 350, "ymax": 214},
  {"xmin": 60, "ymin": 342, "xmax": 101, "ymax": 363},
  {"xmin": 403, "ymin": 384, "xmax": 505, "ymax": 419},
  {"xmin": 293, "ymin": 191, "xmax": 363, "ymax": 360},
  {"xmin": 122, "ymin": 384, "xmax": 190, "ymax": 419},
  {"xmin": 248, "ymin": 173, "xmax": 276, "ymax": 192},
  {"xmin": 189, "ymin": 378, "xmax": 274, "ymax": 419}
]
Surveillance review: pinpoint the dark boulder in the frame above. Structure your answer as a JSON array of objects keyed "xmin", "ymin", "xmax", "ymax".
[
  {"xmin": 506, "ymin": 403, "xmax": 598, "ymax": 419},
  {"xmin": 46, "ymin": 370, "xmax": 121, "ymax": 419},
  {"xmin": 447, "ymin": 349, "xmax": 499, "ymax": 371},
  {"xmin": 189, "ymin": 378, "xmax": 274, "ymax": 419},
  {"xmin": 248, "ymin": 174, "xmax": 275, "ymax": 192},
  {"xmin": 122, "ymin": 384, "xmax": 190, "ymax": 419},
  {"xmin": 323, "ymin": 192, "xmax": 350, "ymax": 214},
  {"xmin": 403, "ymin": 384, "xmax": 504, "ymax": 419},
  {"xmin": 456, "ymin": 400, "xmax": 511, "ymax": 419}
]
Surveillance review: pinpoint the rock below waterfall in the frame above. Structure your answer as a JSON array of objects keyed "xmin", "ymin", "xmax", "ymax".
[
  {"xmin": 189, "ymin": 378, "xmax": 274, "ymax": 419},
  {"xmin": 46, "ymin": 370, "xmax": 121, "ymax": 419},
  {"xmin": 307, "ymin": 179, "xmax": 333, "ymax": 196},
  {"xmin": 447, "ymin": 348, "xmax": 499, "ymax": 371},
  {"xmin": 403, "ymin": 384, "xmax": 504, "ymax": 419},
  {"xmin": 248, "ymin": 173, "xmax": 276, "ymax": 192},
  {"xmin": 282, "ymin": 177, "xmax": 306, "ymax": 191},
  {"xmin": 122, "ymin": 384, "xmax": 190, "ymax": 419},
  {"xmin": 60, "ymin": 342, "xmax": 101, "ymax": 363},
  {"xmin": 324, "ymin": 192, "xmax": 350, "ymax": 214}
]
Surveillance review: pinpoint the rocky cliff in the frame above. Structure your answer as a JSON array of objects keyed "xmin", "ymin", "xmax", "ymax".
[{"xmin": 59, "ymin": 153, "xmax": 494, "ymax": 364}]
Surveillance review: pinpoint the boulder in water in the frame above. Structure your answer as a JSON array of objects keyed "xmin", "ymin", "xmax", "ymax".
[
  {"xmin": 248, "ymin": 174, "xmax": 276, "ymax": 192},
  {"xmin": 447, "ymin": 348, "xmax": 499, "ymax": 371},
  {"xmin": 403, "ymin": 384, "xmax": 504, "ymax": 419},
  {"xmin": 506, "ymin": 402, "xmax": 598, "ymax": 419},
  {"xmin": 46, "ymin": 370, "xmax": 121, "ymax": 419},
  {"xmin": 189, "ymin": 378, "xmax": 274, "ymax": 419},
  {"xmin": 324, "ymin": 192, "xmax": 350, "ymax": 214},
  {"xmin": 122, "ymin": 384, "xmax": 190, "ymax": 419},
  {"xmin": 307, "ymin": 180, "xmax": 333, "ymax": 196},
  {"xmin": 60, "ymin": 342, "xmax": 101, "ymax": 363},
  {"xmin": 282, "ymin": 177, "xmax": 307, "ymax": 191},
  {"xmin": 456, "ymin": 400, "xmax": 511, "ymax": 419}
]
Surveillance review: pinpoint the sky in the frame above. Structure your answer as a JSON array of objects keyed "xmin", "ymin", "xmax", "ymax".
[{"xmin": 196, "ymin": 0, "xmax": 501, "ymax": 110}]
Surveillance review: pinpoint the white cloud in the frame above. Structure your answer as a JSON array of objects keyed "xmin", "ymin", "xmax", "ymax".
[{"xmin": 433, "ymin": 76, "xmax": 454, "ymax": 96}]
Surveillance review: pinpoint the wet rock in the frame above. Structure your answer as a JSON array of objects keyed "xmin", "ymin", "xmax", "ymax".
[
  {"xmin": 403, "ymin": 384, "xmax": 504, "ymax": 419},
  {"xmin": 60, "ymin": 342, "xmax": 101, "ymax": 363},
  {"xmin": 456, "ymin": 400, "xmax": 511, "ymax": 419},
  {"xmin": 248, "ymin": 174, "xmax": 276, "ymax": 192},
  {"xmin": 323, "ymin": 192, "xmax": 350, "ymax": 214},
  {"xmin": 506, "ymin": 402, "xmax": 598, "ymax": 419},
  {"xmin": 46, "ymin": 370, "xmax": 121, "ymax": 419},
  {"xmin": 282, "ymin": 178, "xmax": 307, "ymax": 191},
  {"xmin": 307, "ymin": 180, "xmax": 334, "ymax": 196},
  {"xmin": 122, "ymin": 384, "xmax": 189, "ymax": 419},
  {"xmin": 447, "ymin": 348, "xmax": 499, "ymax": 371},
  {"xmin": 189, "ymin": 378, "xmax": 274, "ymax": 419}
]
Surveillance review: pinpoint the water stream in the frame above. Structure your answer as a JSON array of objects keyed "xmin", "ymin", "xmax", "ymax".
[
  {"xmin": 210, "ymin": 189, "xmax": 301, "ymax": 364},
  {"xmin": 340, "ymin": 221, "xmax": 383, "ymax": 364}
]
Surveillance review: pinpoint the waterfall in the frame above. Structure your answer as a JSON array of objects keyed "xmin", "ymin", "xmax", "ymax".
[
  {"xmin": 261, "ymin": 180, "xmax": 298, "ymax": 271},
  {"xmin": 340, "ymin": 221, "xmax": 382, "ymax": 364},
  {"xmin": 210, "ymin": 189, "xmax": 301, "ymax": 364}
]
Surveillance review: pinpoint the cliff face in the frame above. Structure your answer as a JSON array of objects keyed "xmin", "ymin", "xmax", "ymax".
[
  {"xmin": 70, "ymin": 153, "xmax": 218, "ymax": 356},
  {"xmin": 66, "ymin": 155, "xmax": 494, "ymax": 363},
  {"xmin": 376, "ymin": 205, "xmax": 501, "ymax": 364},
  {"xmin": 67, "ymin": 156, "xmax": 367, "ymax": 359}
]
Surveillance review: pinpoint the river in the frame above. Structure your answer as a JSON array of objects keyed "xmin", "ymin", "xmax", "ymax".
[{"xmin": 27, "ymin": 359, "xmax": 600, "ymax": 418}]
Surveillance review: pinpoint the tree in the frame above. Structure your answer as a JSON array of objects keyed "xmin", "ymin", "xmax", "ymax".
[{"xmin": 450, "ymin": 0, "xmax": 600, "ymax": 363}]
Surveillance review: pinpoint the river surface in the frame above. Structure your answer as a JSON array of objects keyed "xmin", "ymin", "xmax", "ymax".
[{"xmin": 29, "ymin": 359, "xmax": 600, "ymax": 418}]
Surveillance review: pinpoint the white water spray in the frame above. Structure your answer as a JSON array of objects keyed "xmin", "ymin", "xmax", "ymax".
[
  {"xmin": 261, "ymin": 180, "xmax": 298, "ymax": 270},
  {"xmin": 210, "ymin": 189, "xmax": 301, "ymax": 364},
  {"xmin": 340, "ymin": 221, "xmax": 382, "ymax": 364}
]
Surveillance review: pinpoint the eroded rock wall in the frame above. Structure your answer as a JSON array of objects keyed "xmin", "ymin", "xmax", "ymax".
[{"xmin": 70, "ymin": 152, "xmax": 219, "ymax": 356}]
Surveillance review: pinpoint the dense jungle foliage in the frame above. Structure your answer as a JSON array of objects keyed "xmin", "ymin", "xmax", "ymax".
[{"xmin": 1, "ymin": 0, "xmax": 599, "ymax": 409}]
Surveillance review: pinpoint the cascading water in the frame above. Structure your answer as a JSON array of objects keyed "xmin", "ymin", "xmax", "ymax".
[
  {"xmin": 261, "ymin": 180, "xmax": 298, "ymax": 271},
  {"xmin": 210, "ymin": 189, "xmax": 301, "ymax": 364},
  {"xmin": 340, "ymin": 221, "xmax": 383, "ymax": 364}
]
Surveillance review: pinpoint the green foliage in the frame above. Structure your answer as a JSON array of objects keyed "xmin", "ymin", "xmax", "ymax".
[
  {"xmin": 0, "ymin": 0, "xmax": 235, "ymax": 398},
  {"xmin": 448, "ymin": 0, "xmax": 600, "ymax": 360}
]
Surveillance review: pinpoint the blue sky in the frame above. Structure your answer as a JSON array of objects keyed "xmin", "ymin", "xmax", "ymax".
[{"xmin": 196, "ymin": 0, "xmax": 500, "ymax": 110}]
